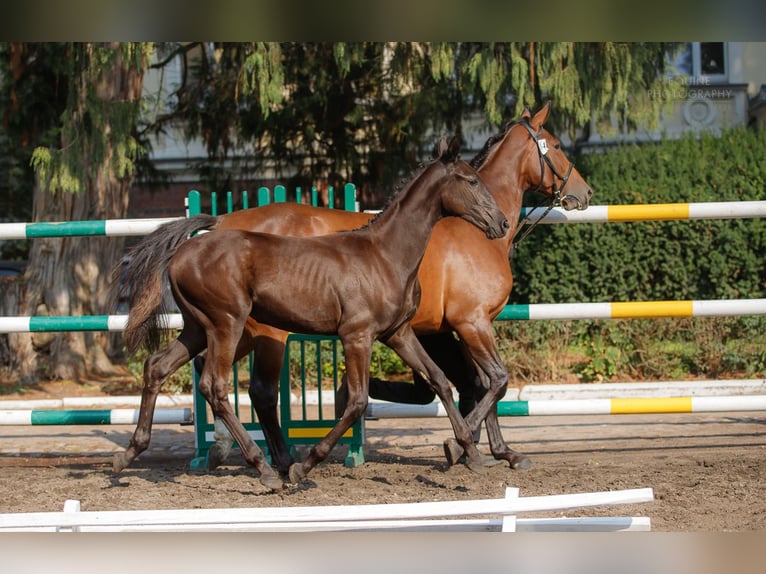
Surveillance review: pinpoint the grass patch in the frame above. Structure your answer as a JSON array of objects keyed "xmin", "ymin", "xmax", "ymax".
[{"xmin": 118, "ymin": 316, "xmax": 766, "ymax": 393}]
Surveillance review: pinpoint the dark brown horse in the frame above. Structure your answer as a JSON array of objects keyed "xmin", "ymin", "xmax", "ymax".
[
  {"xmin": 191, "ymin": 102, "xmax": 592, "ymax": 472},
  {"xmin": 114, "ymin": 136, "xmax": 509, "ymax": 489}
]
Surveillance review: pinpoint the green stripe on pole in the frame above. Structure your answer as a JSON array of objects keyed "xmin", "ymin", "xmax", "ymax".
[
  {"xmin": 30, "ymin": 410, "xmax": 111, "ymax": 425},
  {"xmin": 29, "ymin": 316, "xmax": 111, "ymax": 332},
  {"xmin": 495, "ymin": 305, "xmax": 531, "ymax": 321},
  {"xmin": 496, "ymin": 401, "xmax": 530, "ymax": 416},
  {"xmin": 25, "ymin": 221, "xmax": 107, "ymax": 238}
]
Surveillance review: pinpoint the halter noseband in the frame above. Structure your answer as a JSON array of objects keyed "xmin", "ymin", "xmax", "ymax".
[{"xmin": 512, "ymin": 118, "xmax": 575, "ymax": 249}]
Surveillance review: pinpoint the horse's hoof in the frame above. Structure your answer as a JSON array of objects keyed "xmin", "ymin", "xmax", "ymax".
[
  {"xmin": 480, "ymin": 454, "xmax": 506, "ymax": 468},
  {"xmin": 207, "ymin": 444, "xmax": 226, "ymax": 471},
  {"xmin": 112, "ymin": 453, "xmax": 129, "ymax": 474},
  {"xmin": 288, "ymin": 463, "xmax": 306, "ymax": 484},
  {"xmin": 443, "ymin": 438, "xmax": 464, "ymax": 466},
  {"xmin": 510, "ymin": 454, "xmax": 532, "ymax": 470},
  {"xmin": 456, "ymin": 451, "xmax": 504, "ymax": 468},
  {"xmin": 276, "ymin": 458, "xmax": 296, "ymax": 479},
  {"xmin": 465, "ymin": 455, "xmax": 485, "ymax": 474},
  {"xmin": 259, "ymin": 472, "xmax": 284, "ymax": 492}
]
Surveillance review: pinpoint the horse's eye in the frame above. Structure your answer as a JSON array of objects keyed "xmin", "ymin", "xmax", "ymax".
[{"xmin": 468, "ymin": 178, "xmax": 478, "ymax": 187}]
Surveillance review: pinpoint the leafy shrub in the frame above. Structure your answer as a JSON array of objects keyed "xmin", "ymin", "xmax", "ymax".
[
  {"xmin": 498, "ymin": 128, "xmax": 766, "ymax": 384},
  {"xmin": 126, "ymin": 346, "xmax": 193, "ymax": 394},
  {"xmin": 510, "ymin": 127, "xmax": 766, "ymax": 305}
]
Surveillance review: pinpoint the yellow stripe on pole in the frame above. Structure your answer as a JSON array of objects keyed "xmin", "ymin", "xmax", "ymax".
[
  {"xmin": 288, "ymin": 427, "xmax": 354, "ymax": 439},
  {"xmin": 611, "ymin": 300, "xmax": 694, "ymax": 318},
  {"xmin": 610, "ymin": 397, "xmax": 693, "ymax": 414},
  {"xmin": 607, "ymin": 203, "xmax": 690, "ymax": 222}
]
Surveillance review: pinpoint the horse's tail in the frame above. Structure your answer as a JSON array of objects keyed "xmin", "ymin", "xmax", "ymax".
[{"xmin": 114, "ymin": 214, "xmax": 218, "ymax": 354}]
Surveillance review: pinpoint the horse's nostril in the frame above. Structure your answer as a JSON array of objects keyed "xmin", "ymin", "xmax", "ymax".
[{"xmin": 502, "ymin": 219, "xmax": 510, "ymax": 230}]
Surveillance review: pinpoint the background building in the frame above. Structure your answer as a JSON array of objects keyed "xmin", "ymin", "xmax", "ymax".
[{"xmin": 130, "ymin": 42, "xmax": 766, "ymax": 218}]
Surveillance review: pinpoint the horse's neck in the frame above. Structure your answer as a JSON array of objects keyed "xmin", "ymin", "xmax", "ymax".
[
  {"xmin": 479, "ymin": 141, "xmax": 528, "ymax": 250},
  {"xmin": 365, "ymin": 177, "xmax": 443, "ymax": 273}
]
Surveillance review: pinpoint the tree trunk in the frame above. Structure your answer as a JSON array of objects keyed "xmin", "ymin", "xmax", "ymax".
[{"xmin": 13, "ymin": 44, "xmax": 145, "ymax": 383}]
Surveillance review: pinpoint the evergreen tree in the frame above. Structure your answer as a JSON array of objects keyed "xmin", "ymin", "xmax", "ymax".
[
  {"xmin": 1, "ymin": 42, "xmax": 150, "ymax": 381},
  {"xmin": 168, "ymin": 42, "xmax": 672, "ymax": 206}
]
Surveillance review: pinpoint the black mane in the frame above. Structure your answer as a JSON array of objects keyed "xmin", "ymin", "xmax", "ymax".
[
  {"xmin": 470, "ymin": 117, "xmax": 532, "ymax": 170},
  {"xmin": 356, "ymin": 157, "xmax": 436, "ymax": 231}
]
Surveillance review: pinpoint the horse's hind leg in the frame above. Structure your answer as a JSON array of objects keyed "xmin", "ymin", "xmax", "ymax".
[
  {"xmin": 448, "ymin": 320, "xmax": 531, "ymax": 470},
  {"xmin": 204, "ymin": 321, "xmax": 259, "ymax": 470},
  {"xmin": 384, "ymin": 325, "xmax": 484, "ymax": 473},
  {"xmin": 248, "ymin": 328, "xmax": 294, "ymax": 476},
  {"xmin": 204, "ymin": 323, "xmax": 294, "ymax": 476},
  {"xmin": 198, "ymin": 336, "xmax": 283, "ymax": 491},
  {"xmin": 113, "ymin": 329, "xmax": 203, "ymax": 473}
]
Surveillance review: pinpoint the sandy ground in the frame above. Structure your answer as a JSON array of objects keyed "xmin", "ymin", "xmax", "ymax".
[{"xmin": 0, "ymin": 399, "xmax": 764, "ymax": 531}]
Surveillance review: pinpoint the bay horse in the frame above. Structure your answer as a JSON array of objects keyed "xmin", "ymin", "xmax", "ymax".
[
  {"xmin": 187, "ymin": 102, "xmax": 592, "ymax": 472},
  {"xmin": 114, "ymin": 136, "xmax": 509, "ymax": 490}
]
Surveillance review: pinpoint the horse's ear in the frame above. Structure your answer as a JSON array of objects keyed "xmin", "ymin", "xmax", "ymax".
[
  {"xmin": 435, "ymin": 136, "xmax": 448, "ymax": 159},
  {"xmin": 442, "ymin": 135, "xmax": 461, "ymax": 163},
  {"xmin": 521, "ymin": 106, "xmax": 532, "ymax": 121},
  {"xmin": 530, "ymin": 101, "xmax": 552, "ymax": 131}
]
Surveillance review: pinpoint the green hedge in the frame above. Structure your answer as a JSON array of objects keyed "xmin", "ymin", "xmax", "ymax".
[{"xmin": 510, "ymin": 127, "xmax": 766, "ymax": 304}]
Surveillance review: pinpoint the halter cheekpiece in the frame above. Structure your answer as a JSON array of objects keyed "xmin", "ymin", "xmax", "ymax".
[{"xmin": 512, "ymin": 117, "xmax": 575, "ymax": 250}]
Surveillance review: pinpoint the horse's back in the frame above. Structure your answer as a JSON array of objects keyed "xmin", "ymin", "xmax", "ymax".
[
  {"xmin": 171, "ymin": 229, "xmax": 369, "ymax": 334},
  {"xmin": 216, "ymin": 203, "xmax": 372, "ymax": 237}
]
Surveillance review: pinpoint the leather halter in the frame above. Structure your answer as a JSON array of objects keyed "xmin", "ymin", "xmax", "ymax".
[{"xmin": 512, "ymin": 118, "xmax": 575, "ymax": 249}]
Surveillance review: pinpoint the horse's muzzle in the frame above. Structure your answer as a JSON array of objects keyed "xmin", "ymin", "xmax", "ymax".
[
  {"xmin": 561, "ymin": 189, "xmax": 592, "ymax": 211},
  {"xmin": 461, "ymin": 210, "xmax": 509, "ymax": 240},
  {"xmin": 486, "ymin": 216, "xmax": 510, "ymax": 239}
]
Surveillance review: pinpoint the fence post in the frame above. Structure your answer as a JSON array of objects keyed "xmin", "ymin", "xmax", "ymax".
[{"xmin": 343, "ymin": 183, "xmax": 357, "ymax": 211}]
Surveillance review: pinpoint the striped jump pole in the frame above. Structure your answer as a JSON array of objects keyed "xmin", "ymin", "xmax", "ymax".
[
  {"xmin": 1, "ymin": 298, "xmax": 764, "ymax": 334},
  {"xmin": 497, "ymin": 298, "xmax": 766, "ymax": 321},
  {"xmin": 0, "ymin": 408, "xmax": 192, "ymax": 426},
  {"xmin": 0, "ymin": 200, "xmax": 762, "ymax": 241},
  {"xmin": 0, "ymin": 314, "xmax": 183, "ymax": 334},
  {"xmin": 364, "ymin": 395, "xmax": 766, "ymax": 419},
  {"xmin": 0, "ymin": 218, "xmax": 181, "ymax": 239},
  {"xmin": 520, "ymin": 200, "xmax": 766, "ymax": 223}
]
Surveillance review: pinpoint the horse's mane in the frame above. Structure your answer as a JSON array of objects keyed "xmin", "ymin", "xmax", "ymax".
[
  {"xmin": 356, "ymin": 157, "xmax": 437, "ymax": 231},
  {"xmin": 470, "ymin": 117, "xmax": 529, "ymax": 170}
]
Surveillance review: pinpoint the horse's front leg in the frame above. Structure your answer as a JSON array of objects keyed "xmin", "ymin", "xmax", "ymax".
[
  {"xmin": 471, "ymin": 372, "xmax": 532, "ymax": 470},
  {"xmin": 287, "ymin": 334, "xmax": 372, "ymax": 483},
  {"xmin": 384, "ymin": 325, "xmax": 484, "ymax": 473}
]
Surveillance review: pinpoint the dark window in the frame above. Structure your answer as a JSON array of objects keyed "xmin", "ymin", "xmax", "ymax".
[{"xmin": 700, "ymin": 43, "xmax": 725, "ymax": 76}]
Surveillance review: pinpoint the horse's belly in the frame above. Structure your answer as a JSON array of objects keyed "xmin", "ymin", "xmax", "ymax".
[
  {"xmin": 408, "ymin": 307, "xmax": 449, "ymax": 334},
  {"xmin": 250, "ymin": 291, "xmax": 341, "ymax": 335}
]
